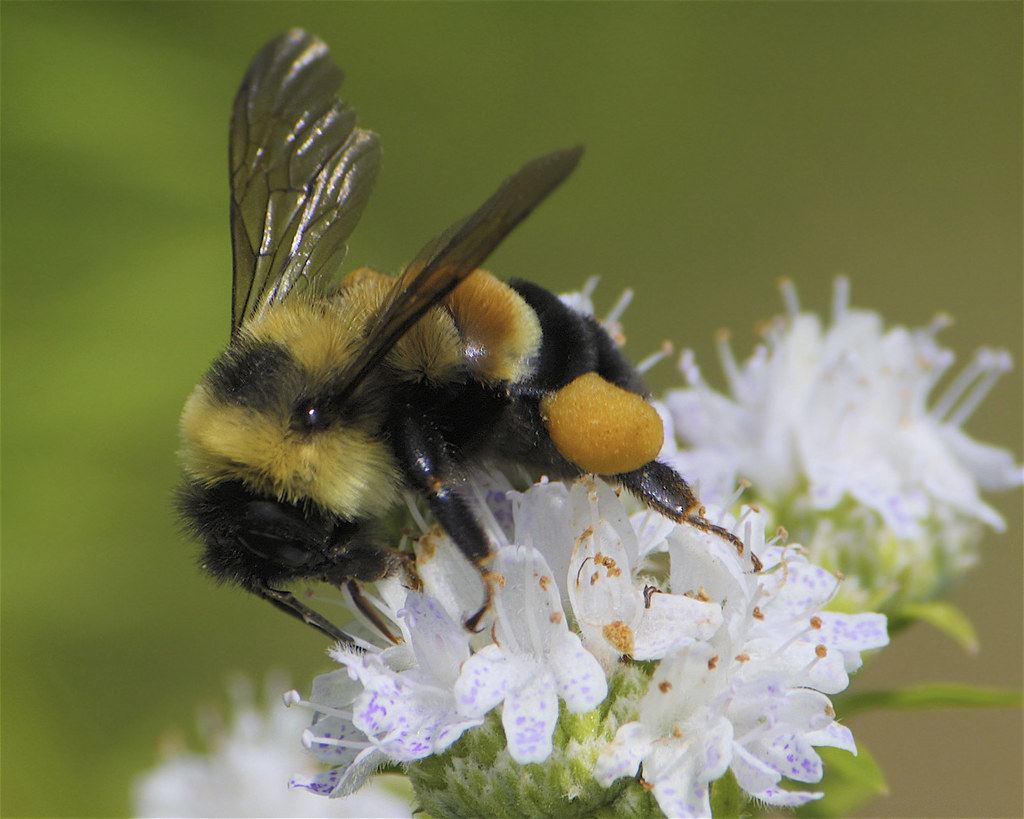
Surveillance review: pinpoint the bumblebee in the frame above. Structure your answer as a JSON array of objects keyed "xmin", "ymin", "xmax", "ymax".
[{"xmin": 179, "ymin": 30, "xmax": 752, "ymax": 643}]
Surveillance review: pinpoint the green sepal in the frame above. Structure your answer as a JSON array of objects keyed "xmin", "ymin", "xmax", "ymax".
[{"xmin": 710, "ymin": 769, "xmax": 747, "ymax": 818}]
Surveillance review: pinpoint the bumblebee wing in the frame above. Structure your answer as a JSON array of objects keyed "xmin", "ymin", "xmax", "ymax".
[
  {"xmin": 332, "ymin": 146, "xmax": 584, "ymax": 402},
  {"xmin": 229, "ymin": 29, "xmax": 380, "ymax": 335}
]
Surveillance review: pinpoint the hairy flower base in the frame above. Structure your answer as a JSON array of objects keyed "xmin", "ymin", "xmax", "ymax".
[{"xmin": 407, "ymin": 670, "xmax": 660, "ymax": 818}]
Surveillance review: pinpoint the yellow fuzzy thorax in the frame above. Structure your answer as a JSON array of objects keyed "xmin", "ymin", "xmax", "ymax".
[{"xmin": 179, "ymin": 268, "xmax": 540, "ymax": 519}]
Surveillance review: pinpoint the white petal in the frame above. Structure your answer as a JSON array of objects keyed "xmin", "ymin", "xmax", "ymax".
[
  {"xmin": 815, "ymin": 612, "xmax": 889, "ymax": 655},
  {"xmin": 309, "ymin": 668, "xmax": 362, "ymax": 709},
  {"xmin": 729, "ymin": 742, "xmax": 782, "ymax": 796},
  {"xmin": 289, "ymin": 768, "xmax": 344, "ymax": 797},
  {"xmin": 570, "ymin": 519, "xmax": 637, "ymax": 628},
  {"xmin": 806, "ymin": 721, "xmax": 857, "ymax": 754},
  {"xmin": 754, "ymin": 639, "xmax": 851, "ymax": 695},
  {"xmin": 632, "ymin": 592, "xmax": 723, "ymax": 660},
  {"xmin": 642, "ymin": 644, "xmax": 719, "ymax": 728},
  {"xmin": 668, "ymin": 525, "xmax": 751, "ymax": 608},
  {"xmin": 751, "ymin": 785, "xmax": 824, "ymax": 808},
  {"xmin": 491, "ymin": 545, "xmax": 565, "ymax": 657},
  {"xmin": 665, "ymin": 449, "xmax": 742, "ymax": 510},
  {"xmin": 413, "ymin": 529, "xmax": 488, "ymax": 626},
  {"xmin": 762, "ymin": 731, "xmax": 823, "ymax": 784},
  {"xmin": 453, "ymin": 645, "xmax": 513, "ymax": 718},
  {"xmin": 645, "ymin": 739, "xmax": 715, "ymax": 819},
  {"xmin": 401, "ymin": 593, "xmax": 471, "ymax": 689},
  {"xmin": 502, "ymin": 673, "xmax": 559, "ymax": 764},
  {"xmin": 761, "ymin": 557, "xmax": 839, "ymax": 617},
  {"xmin": 548, "ymin": 630, "xmax": 608, "ymax": 712},
  {"xmin": 593, "ymin": 721, "xmax": 651, "ymax": 785},
  {"xmin": 631, "ymin": 508, "xmax": 678, "ymax": 559},
  {"xmin": 302, "ymin": 715, "xmax": 363, "ymax": 767},
  {"xmin": 511, "ymin": 481, "xmax": 575, "ymax": 597},
  {"xmin": 568, "ymin": 478, "xmax": 639, "ymax": 570},
  {"xmin": 940, "ymin": 423, "xmax": 1024, "ymax": 493}
]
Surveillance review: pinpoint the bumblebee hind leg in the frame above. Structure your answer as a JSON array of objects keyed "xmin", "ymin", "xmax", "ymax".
[{"xmin": 617, "ymin": 461, "xmax": 761, "ymax": 571}]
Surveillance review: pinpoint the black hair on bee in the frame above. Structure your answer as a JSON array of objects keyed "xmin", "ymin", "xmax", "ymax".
[{"xmin": 178, "ymin": 29, "xmax": 756, "ymax": 644}]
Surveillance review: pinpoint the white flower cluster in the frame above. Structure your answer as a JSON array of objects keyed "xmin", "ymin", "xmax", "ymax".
[
  {"xmin": 665, "ymin": 277, "xmax": 1022, "ymax": 532},
  {"xmin": 287, "ymin": 476, "xmax": 888, "ymax": 818},
  {"xmin": 662, "ymin": 278, "xmax": 1022, "ymax": 609}
]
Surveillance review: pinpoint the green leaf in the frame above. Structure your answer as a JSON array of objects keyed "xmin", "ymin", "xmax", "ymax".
[
  {"xmin": 795, "ymin": 743, "xmax": 888, "ymax": 818},
  {"xmin": 895, "ymin": 601, "xmax": 979, "ymax": 652},
  {"xmin": 836, "ymin": 683, "xmax": 1022, "ymax": 717}
]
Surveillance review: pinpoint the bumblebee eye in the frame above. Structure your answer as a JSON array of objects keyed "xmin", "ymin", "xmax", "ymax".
[{"xmin": 294, "ymin": 400, "xmax": 331, "ymax": 431}]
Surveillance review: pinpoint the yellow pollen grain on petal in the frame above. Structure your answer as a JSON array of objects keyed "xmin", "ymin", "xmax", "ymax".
[
  {"xmin": 815, "ymin": 644, "xmax": 828, "ymax": 658},
  {"xmin": 603, "ymin": 620, "xmax": 635, "ymax": 655}
]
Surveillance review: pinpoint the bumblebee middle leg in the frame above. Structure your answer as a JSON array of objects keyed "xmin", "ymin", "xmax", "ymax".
[{"xmin": 392, "ymin": 412, "xmax": 493, "ymax": 627}]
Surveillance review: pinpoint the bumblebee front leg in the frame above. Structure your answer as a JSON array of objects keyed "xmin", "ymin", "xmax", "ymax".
[{"xmin": 252, "ymin": 581, "xmax": 356, "ymax": 645}]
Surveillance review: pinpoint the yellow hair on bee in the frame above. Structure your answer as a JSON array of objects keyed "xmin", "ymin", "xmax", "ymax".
[
  {"xmin": 386, "ymin": 304, "xmax": 465, "ymax": 386},
  {"xmin": 340, "ymin": 266, "xmax": 468, "ymax": 386},
  {"xmin": 245, "ymin": 296, "xmax": 373, "ymax": 379},
  {"xmin": 180, "ymin": 383, "xmax": 401, "ymax": 520},
  {"xmin": 446, "ymin": 270, "xmax": 541, "ymax": 385},
  {"xmin": 540, "ymin": 372, "xmax": 664, "ymax": 475}
]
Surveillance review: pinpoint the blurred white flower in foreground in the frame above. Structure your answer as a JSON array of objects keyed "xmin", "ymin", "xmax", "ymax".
[
  {"xmin": 289, "ymin": 477, "xmax": 888, "ymax": 818},
  {"xmin": 134, "ymin": 676, "xmax": 411, "ymax": 818},
  {"xmin": 664, "ymin": 278, "xmax": 1022, "ymax": 610}
]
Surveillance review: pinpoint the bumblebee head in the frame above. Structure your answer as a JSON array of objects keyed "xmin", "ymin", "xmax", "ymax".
[{"xmin": 178, "ymin": 308, "xmax": 401, "ymax": 523}]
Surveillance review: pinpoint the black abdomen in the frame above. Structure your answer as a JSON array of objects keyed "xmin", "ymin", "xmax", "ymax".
[{"xmin": 509, "ymin": 279, "xmax": 647, "ymax": 396}]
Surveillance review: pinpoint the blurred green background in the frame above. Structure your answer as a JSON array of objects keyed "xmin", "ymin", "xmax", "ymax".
[{"xmin": 3, "ymin": 3, "xmax": 1020, "ymax": 817}]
